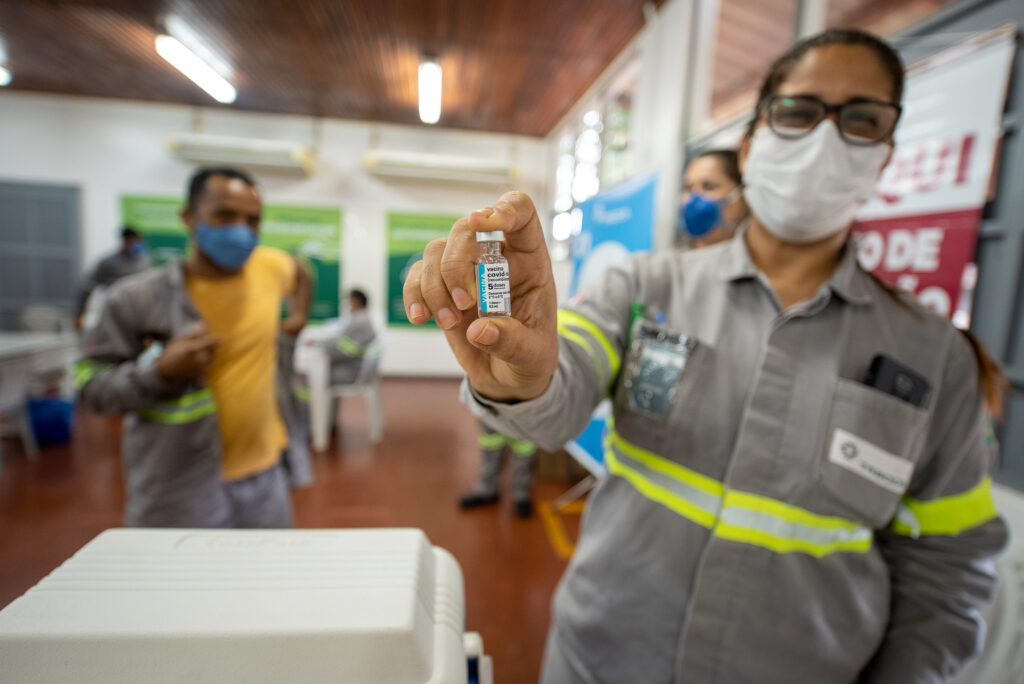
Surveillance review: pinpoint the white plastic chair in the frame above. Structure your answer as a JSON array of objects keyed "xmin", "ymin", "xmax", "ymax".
[
  {"xmin": 328, "ymin": 343, "xmax": 383, "ymax": 444},
  {"xmin": 0, "ymin": 359, "xmax": 39, "ymax": 471}
]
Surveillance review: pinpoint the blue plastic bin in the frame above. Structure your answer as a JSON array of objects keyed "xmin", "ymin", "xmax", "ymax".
[{"xmin": 27, "ymin": 398, "xmax": 74, "ymax": 447}]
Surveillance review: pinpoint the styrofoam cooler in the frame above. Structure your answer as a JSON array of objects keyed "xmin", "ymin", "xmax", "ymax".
[{"xmin": 0, "ymin": 528, "xmax": 493, "ymax": 683}]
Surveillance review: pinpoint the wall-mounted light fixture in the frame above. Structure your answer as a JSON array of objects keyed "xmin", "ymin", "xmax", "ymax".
[{"xmin": 418, "ymin": 58, "xmax": 442, "ymax": 125}]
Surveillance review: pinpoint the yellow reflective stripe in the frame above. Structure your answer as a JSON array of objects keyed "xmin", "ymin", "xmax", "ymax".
[
  {"xmin": 292, "ymin": 381, "xmax": 310, "ymax": 403},
  {"xmin": 141, "ymin": 389, "xmax": 216, "ymax": 424},
  {"xmin": 557, "ymin": 309, "xmax": 621, "ymax": 380},
  {"xmin": 337, "ymin": 334, "xmax": 364, "ymax": 356},
  {"xmin": 73, "ymin": 360, "xmax": 111, "ymax": 390},
  {"xmin": 508, "ymin": 438, "xmax": 536, "ymax": 456},
  {"xmin": 892, "ymin": 477, "xmax": 999, "ymax": 538},
  {"xmin": 165, "ymin": 388, "xmax": 213, "ymax": 407},
  {"xmin": 142, "ymin": 400, "xmax": 216, "ymax": 424},
  {"xmin": 605, "ymin": 448, "xmax": 718, "ymax": 528},
  {"xmin": 608, "ymin": 426, "xmax": 871, "ymax": 556},
  {"xmin": 608, "ymin": 427, "xmax": 723, "ymax": 499},
  {"xmin": 558, "ymin": 324, "xmax": 606, "ymax": 382},
  {"xmin": 478, "ymin": 433, "xmax": 505, "ymax": 449}
]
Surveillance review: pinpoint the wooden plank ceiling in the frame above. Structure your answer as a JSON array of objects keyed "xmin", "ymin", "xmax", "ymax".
[{"xmin": 0, "ymin": 0, "xmax": 664, "ymax": 137}]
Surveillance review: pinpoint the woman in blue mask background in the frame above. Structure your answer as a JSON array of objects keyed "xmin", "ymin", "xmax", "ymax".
[{"xmin": 678, "ymin": 149, "xmax": 748, "ymax": 248}]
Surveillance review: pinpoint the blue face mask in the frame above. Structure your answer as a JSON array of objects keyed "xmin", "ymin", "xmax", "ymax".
[
  {"xmin": 678, "ymin": 194, "xmax": 721, "ymax": 238},
  {"xmin": 128, "ymin": 241, "xmax": 147, "ymax": 257},
  {"xmin": 678, "ymin": 188, "xmax": 744, "ymax": 239},
  {"xmin": 196, "ymin": 223, "xmax": 257, "ymax": 270}
]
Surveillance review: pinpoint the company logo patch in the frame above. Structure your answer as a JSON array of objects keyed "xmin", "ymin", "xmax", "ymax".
[{"xmin": 828, "ymin": 429, "xmax": 913, "ymax": 494}]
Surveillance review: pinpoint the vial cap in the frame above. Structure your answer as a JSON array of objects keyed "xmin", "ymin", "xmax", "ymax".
[{"xmin": 475, "ymin": 230, "xmax": 505, "ymax": 242}]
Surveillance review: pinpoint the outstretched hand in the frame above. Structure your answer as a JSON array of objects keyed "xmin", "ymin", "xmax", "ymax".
[{"xmin": 402, "ymin": 191, "xmax": 558, "ymax": 401}]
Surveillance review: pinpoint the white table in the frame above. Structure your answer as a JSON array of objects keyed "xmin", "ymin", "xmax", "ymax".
[
  {"xmin": 0, "ymin": 331, "xmax": 77, "ymax": 360},
  {"xmin": 294, "ymin": 324, "xmax": 342, "ymax": 452}
]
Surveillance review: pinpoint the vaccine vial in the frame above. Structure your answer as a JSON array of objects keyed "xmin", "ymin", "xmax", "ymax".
[{"xmin": 476, "ymin": 230, "xmax": 511, "ymax": 318}]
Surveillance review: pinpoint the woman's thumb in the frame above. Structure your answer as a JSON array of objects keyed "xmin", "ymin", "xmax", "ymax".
[{"xmin": 465, "ymin": 316, "xmax": 553, "ymax": 370}]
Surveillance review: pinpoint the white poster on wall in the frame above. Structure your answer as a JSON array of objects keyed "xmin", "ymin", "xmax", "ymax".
[{"xmin": 852, "ymin": 25, "xmax": 1017, "ymax": 320}]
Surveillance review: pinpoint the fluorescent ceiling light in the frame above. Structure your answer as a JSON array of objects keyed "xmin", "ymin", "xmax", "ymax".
[
  {"xmin": 418, "ymin": 60, "xmax": 442, "ymax": 125},
  {"xmin": 155, "ymin": 34, "xmax": 236, "ymax": 104},
  {"xmin": 0, "ymin": 66, "xmax": 10, "ymax": 87},
  {"xmin": 165, "ymin": 15, "xmax": 233, "ymax": 80}
]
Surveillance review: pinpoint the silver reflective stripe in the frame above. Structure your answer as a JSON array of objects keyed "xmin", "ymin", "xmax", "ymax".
[
  {"xmin": 719, "ymin": 506, "xmax": 873, "ymax": 548},
  {"xmin": 610, "ymin": 441, "xmax": 722, "ymax": 518}
]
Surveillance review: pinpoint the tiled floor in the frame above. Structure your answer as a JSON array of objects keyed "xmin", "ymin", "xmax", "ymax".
[{"xmin": 0, "ymin": 378, "xmax": 578, "ymax": 683}]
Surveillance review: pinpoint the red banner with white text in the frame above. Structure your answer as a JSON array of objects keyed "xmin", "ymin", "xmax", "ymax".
[{"xmin": 851, "ymin": 27, "xmax": 1015, "ymax": 322}]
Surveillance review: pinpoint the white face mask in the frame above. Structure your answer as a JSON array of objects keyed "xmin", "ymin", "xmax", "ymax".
[{"xmin": 742, "ymin": 121, "xmax": 890, "ymax": 244}]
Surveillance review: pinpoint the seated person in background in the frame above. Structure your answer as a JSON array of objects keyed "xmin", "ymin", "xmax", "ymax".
[
  {"xmin": 74, "ymin": 226, "xmax": 151, "ymax": 330},
  {"xmin": 322, "ymin": 289, "xmax": 378, "ymax": 384}
]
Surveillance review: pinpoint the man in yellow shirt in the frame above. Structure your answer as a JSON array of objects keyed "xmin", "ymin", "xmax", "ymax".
[{"xmin": 76, "ymin": 167, "xmax": 310, "ymax": 527}]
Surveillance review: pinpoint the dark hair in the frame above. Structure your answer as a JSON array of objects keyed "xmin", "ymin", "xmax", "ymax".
[
  {"xmin": 349, "ymin": 289, "xmax": 368, "ymax": 308},
  {"xmin": 121, "ymin": 226, "xmax": 141, "ymax": 240},
  {"xmin": 960, "ymin": 330, "xmax": 1009, "ymax": 420},
  {"xmin": 694, "ymin": 149, "xmax": 741, "ymax": 186},
  {"xmin": 186, "ymin": 166, "xmax": 257, "ymax": 209},
  {"xmin": 745, "ymin": 29, "xmax": 905, "ymax": 138}
]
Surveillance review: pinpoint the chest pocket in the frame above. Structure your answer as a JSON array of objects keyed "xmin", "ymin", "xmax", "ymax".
[
  {"xmin": 612, "ymin": 334, "xmax": 714, "ymax": 455},
  {"xmin": 816, "ymin": 378, "xmax": 929, "ymax": 528}
]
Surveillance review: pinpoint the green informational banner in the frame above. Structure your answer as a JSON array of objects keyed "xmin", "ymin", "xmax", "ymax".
[
  {"xmin": 261, "ymin": 204, "xmax": 343, "ymax": 321},
  {"xmin": 119, "ymin": 195, "xmax": 188, "ymax": 265},
  {"xmin": 120, "ymin": 195, "xmax": 343, "ymax": 321},
  {"xmin": 386, "ymin": 212, "xmax": 461, "ymax": 328}
]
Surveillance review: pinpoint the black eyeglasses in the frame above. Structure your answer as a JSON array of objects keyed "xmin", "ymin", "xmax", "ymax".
[{"xmin": 761, "ymin": 95, "xmax": 902, "ymax": 146}]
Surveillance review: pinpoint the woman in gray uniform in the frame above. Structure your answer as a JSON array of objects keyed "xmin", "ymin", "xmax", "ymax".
[{"xmin": 403, "ymin": 29, "xmax": 1008, "ymax": 684}]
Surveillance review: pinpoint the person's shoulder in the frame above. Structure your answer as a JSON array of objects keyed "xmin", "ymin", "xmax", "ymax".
[
  {"xmin": 252, "ymin": 245, "xmax": 292, "ymax": 266},
  {"xmin": 630, "ymin": 243, "xmax": 727, "ymax": 285},
  {"xmin": 110, "ymin": 261, "xmax": 171, "ymax": 290},
  {"xmin": 251, "ymin": 246, "xmax": 296, "ymax": 277},
  {"xmin": 858, "ymin": 271, "xmax": 952, "ymax": 335},
  {"xmin": 856, "ymin": 270, "xmax": 975, "ymax": 379},
  {"xmin": 103, "ymin": 263, "xmax": 175, "ymax": 311}
]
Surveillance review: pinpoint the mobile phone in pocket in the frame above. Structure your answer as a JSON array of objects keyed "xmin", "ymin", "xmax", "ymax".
[{"xmin": 863, "ymin": 355, "xmax": 931, "ymax": 408}]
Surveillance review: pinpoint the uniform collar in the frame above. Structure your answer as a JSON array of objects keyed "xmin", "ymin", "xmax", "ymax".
[
  {"xmin": 719, "ymin": 226, "xmax": 873, "ymax": 306},
  {"xmin": 829, "ymin": 238, "xmax": 874, "ymax": 305}
]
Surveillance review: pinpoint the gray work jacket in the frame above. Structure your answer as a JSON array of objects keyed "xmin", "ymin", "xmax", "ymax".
[
  {"xmin": 320, "ymin": 309, "xmax": 378, "ymax": 384},
  {"xmin": 75, "ymin": 249, "xmax": 151, "ymax": 316},
  {"xmin": 466, "ymin": 234, "xmax": 1008, "ymax": 683},
  {"xmin": 75, "ymin": 262, "xmax": 306, "ymax": 525}
]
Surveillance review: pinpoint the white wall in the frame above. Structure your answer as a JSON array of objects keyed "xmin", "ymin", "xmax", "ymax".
[{"xmin": 0, "ymin": 91, "xmax": 549, "ymax": 376}]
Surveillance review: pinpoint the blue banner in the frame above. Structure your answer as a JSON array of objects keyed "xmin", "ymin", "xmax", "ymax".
[{"xmin": 571, "ymin": 174, "xmax": 656, "ymax": 296}]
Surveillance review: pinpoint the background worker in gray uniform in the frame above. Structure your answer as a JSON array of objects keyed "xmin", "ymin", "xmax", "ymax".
[
  {"xmin": 74, "ymin": 226, "xmax": 150, "ymax": 330},
  {"xmin": 460, "ymin": 419, "xmax": 537, "ymax": 518},
  {"xmin": 321, "ymin": 288, "xmax": 378, "ymax": 385},
  {"xmin": 404, "ymin": 29, "xmax": 1009, "ymax": 684}
]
